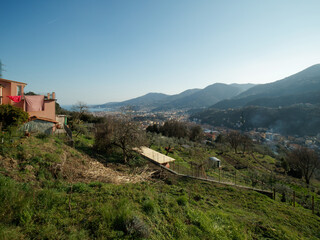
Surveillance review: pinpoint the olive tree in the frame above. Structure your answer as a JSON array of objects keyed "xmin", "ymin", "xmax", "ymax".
[
  {"xmin": 94, "ymin": 116, "xmax": 147, "ymax": 163},
  {"xmin": 226, "ymin": 131, "xmax": 242, "ymax": 153},
  {"xmin": 287, "ymin": 147, "xmax": 320, "ymax": 186}
]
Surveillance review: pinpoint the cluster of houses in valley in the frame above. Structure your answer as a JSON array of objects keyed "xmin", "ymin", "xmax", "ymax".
[
  {"xmin": 203, "ymin": 126, "xmax": 320, "ymax": 152},
  {"xmin": 0, "ymin": 77, "xmax": 67, "ymax": 135}
]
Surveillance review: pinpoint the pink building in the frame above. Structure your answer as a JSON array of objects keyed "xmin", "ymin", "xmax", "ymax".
[{"xmin": 0, "ymin": 78, "xmax": 56, "ymax": 121}]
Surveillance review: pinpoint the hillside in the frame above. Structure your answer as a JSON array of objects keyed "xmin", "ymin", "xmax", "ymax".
[
  {"xmin": 212, "ymin": 64, "xmax": 320, "ymax": 109},
  {"xmin": 96, "ymin": 83, "xmax": 255, "ymax": 111},
  {"xmin": 191, "ymin": 105, "xmax": 320, "ymax": 136},
  {"xmin": 153, "ymin": 83, "xmax": 244, "ymax": 111},
  {"xmin": 0, "ymin": 132, "xmax": 320, "ymax": 239},
  {"xmin": 98, "ymin": 92, "xmax": 170, "ymax": 109}
]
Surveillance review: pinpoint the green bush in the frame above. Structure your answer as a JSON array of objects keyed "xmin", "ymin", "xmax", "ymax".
[
  {"xmin": 142, "ymin": 199, "xmax": 156, "ymax": 215},
  {"xmin": 177, "ymin": 196, "xmax": 188, "ymax": 206},
  {"xmin": 0, "ymin": 104, "xmax": 28, "ymax": 131}
]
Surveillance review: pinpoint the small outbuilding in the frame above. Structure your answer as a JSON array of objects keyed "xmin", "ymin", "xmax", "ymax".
[{"xmin": 208, "ymin": 157, "xmax": 221, "ymax": 168}]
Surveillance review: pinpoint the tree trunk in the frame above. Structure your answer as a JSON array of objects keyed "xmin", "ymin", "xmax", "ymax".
[{"xmin": 122, "ymin": 148, "xmax": 127, "ymax": 163}]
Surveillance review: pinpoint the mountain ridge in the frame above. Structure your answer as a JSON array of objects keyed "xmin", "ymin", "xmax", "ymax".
[
  {"xmin": 212, "ymin": 64, "xmax": 320, "ymax": 109},
  {"xmin": 96, "ymin": 83, "xmax": 255, "ymax": 110}
]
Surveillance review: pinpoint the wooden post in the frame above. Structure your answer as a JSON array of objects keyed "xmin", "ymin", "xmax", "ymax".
[
  {"xmin": 293, "ymin": 191, "xmax": 295, "ymax": 207},
  {"xmin": 312, "ymin": 195, "xmax": 314, "ymax": 214},
  {"xmin": 234, "ymin": 170, "xmax": 237, "ymax": 185},
  {"xmin": 273, "ymin": 188, "xmax": 276, "ymax": 200},
  {"xmin": 219, "ymin": 168, "xmax": 221, "ymax": 182}
]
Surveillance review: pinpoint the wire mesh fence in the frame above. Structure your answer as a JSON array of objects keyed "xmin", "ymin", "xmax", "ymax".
[
  {"xmin": 168, "ymin": 160, "xmax": 319, "ymax": 215},
  {"xmin": 169, "ymin": 160, "xmax": 272, "ymax": 190}
]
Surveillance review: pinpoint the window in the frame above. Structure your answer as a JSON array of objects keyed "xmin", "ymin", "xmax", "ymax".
[{"xmin": 17, "ymin": 85, "xmax": 22, "ymax": 96}]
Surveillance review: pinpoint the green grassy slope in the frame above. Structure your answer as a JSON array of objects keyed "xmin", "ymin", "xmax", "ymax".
[{"xmin": 0, "ymin": 134, "xmax": 319, "ymax": 239}]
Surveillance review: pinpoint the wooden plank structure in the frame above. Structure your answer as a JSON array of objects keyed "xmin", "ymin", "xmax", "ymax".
[{"xmin": 135, "ymin": 146, "xmax": 175, "ymax": 167}]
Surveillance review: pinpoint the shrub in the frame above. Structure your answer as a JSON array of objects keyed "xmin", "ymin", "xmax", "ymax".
[
  {"xmin": 142, "ymin": 200, "xmax": 156, "ymax": 215},
  {"xmin": 125, "ymin": 216, "xmax": 150, "ymax": 238},
  {"xmin": 71, "ymin": 183, "xmax": 90, "ymax": 193},
  {"xmin": 177, "ymin": 196, "xmax": 188, "ymax": 206},
  {"xmin": 0, "ymin": 104, "xmax": 28, "ymax": 131}
]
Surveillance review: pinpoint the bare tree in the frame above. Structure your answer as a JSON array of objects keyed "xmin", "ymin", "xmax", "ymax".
[
  {"xmin": 240, "ymin": 134, "xmax": 253, "ymax": 154},
  {"xmin": 70, "ymin": 102, "xmax": 89, "ymax": 137},
  {"xmin": 226, "ymin": 131, "xmax": 242, "ymax": 153},
  {"xmin": 287, "ymin": 147, "xmax": 320, "ymax": 186},
  {"xmin": 72, "ymin": 101, "xmax": 89, "ymax": 119},
  {"xmin": 94, "ymin": 116, "xmax": 147, "ymax": 163}
]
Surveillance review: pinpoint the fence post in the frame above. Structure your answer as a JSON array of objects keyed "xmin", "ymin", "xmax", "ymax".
[
  {"xmin": 234, "ymin": 170, "xmax": 237, "ymax": 185},
  {"xmin": 312, "ymin": 195, "xmax": 314, "ymax": 214},
  {"xmin": 273, "ymin": 188, "xmax": 276, "ymax": 200},
  {"xmin": 293, "ymin": 191, "xmax": 296, "ymax": 207},
  {"xmin": 219, "ymin": 168, "xmax": 221, "ymax": 182}
]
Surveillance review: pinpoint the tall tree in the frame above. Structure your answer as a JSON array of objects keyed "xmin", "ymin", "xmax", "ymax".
[{"xmin": 189, "ymin": 125, "xmax": 203, "ymax": 142}]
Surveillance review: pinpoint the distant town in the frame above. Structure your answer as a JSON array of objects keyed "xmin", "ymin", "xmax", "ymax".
[{"xmin": 90, "ymin": 107, "xmax": 320, "ymax": 154}]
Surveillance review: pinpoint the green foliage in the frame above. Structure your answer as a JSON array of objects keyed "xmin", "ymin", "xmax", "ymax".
[
  {"xmin": 0, "ymin": 125, "xmax": 320, "ymax": 239},
  {"xmin": 0, "ymin": 104, "xmax": 28, "ymax": 131},
  {"xmin": 142, "ymin": 199, "xmax": 156, "ymax": 215},
  {"xmin": 0, "ymin": 172, "xmax": 320, "ymax": 239},
  {"xmin": 160, "ymin": 120, "xmax": 188, "ymax": 139},
  {"xmin": 177, "ymin": 195, "xmax": 188, "ymax": 206}
]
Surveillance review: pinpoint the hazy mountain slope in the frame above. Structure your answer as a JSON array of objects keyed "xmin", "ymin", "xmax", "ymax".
[
  {"xmin": 168, "ymin": 83, "xmax": 242, "ymax": 108},
  {"xmin": 230, "ymin": 83, "xmax": 256, "ymax": 92},
  {"xmin": 97, "ymin": 83, "xmax": 255, "ymax": 110},
  {"xmin": 212, "ymin": 64, "xmax": 320, "ymax": 109},
  {"xmin": 98, "ymin": 92, "xmax": 169, "ymax": 108},
  {"xmin": 162, "ymin": 88, "xmax": 201, "ymax": 102},
  {"xmin": 153, "ymin": 83, "xmax": 251, "ymax": 111}
]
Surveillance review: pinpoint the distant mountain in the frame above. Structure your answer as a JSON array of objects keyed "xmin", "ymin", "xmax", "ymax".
[
  {"xmin": 96, "ymin": 83, "xmax": 255, "ymax": 111},
  {"xmin": 230, "ymin": 83, "xmax": 256, "ymax": 92},
  {"xmin": 97, "ymin": 92, "xmax": 169, "ymax": 109},
  {"xmin": 212, "ymin": 64, "xmax": 320, "ymax": 109},
  {"xmin": 153, "ymin": 83, "xmax": 247, "ymax": 111}
]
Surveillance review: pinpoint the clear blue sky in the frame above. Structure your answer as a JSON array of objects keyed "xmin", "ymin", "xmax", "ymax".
[{"xmin": 1, "ymin": 0, "xmax": 320, "ymax": 105}]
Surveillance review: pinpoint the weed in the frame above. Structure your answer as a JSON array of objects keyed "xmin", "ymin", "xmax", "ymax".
[
  {"xmin": 71, "ymin": 183, "xmax": 91, "ymax": 193},
  {"xmin": 177, "ymin": 196, "xmax": 188, "ymax": 206},
  {"xmin": 142, "ymin": 199, "xmax": 156, "ymax": 215},
  {"xmin": 36, "ymin": 133, "xmax": 49, "ymax": 140}
]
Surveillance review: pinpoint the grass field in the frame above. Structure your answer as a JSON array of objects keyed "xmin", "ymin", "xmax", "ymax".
[{"xmin": 0, "ymin": 132, "xmax": 319, "ymax": 239}]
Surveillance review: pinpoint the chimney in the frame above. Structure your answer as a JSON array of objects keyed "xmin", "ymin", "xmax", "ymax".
[
  {"xmin": 52, "ymin": 92, "xmax": 55, "ymax": 99},
  {"xmin": 47, "ymin": 93, "xmax": 50, "ymax": 99}
]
